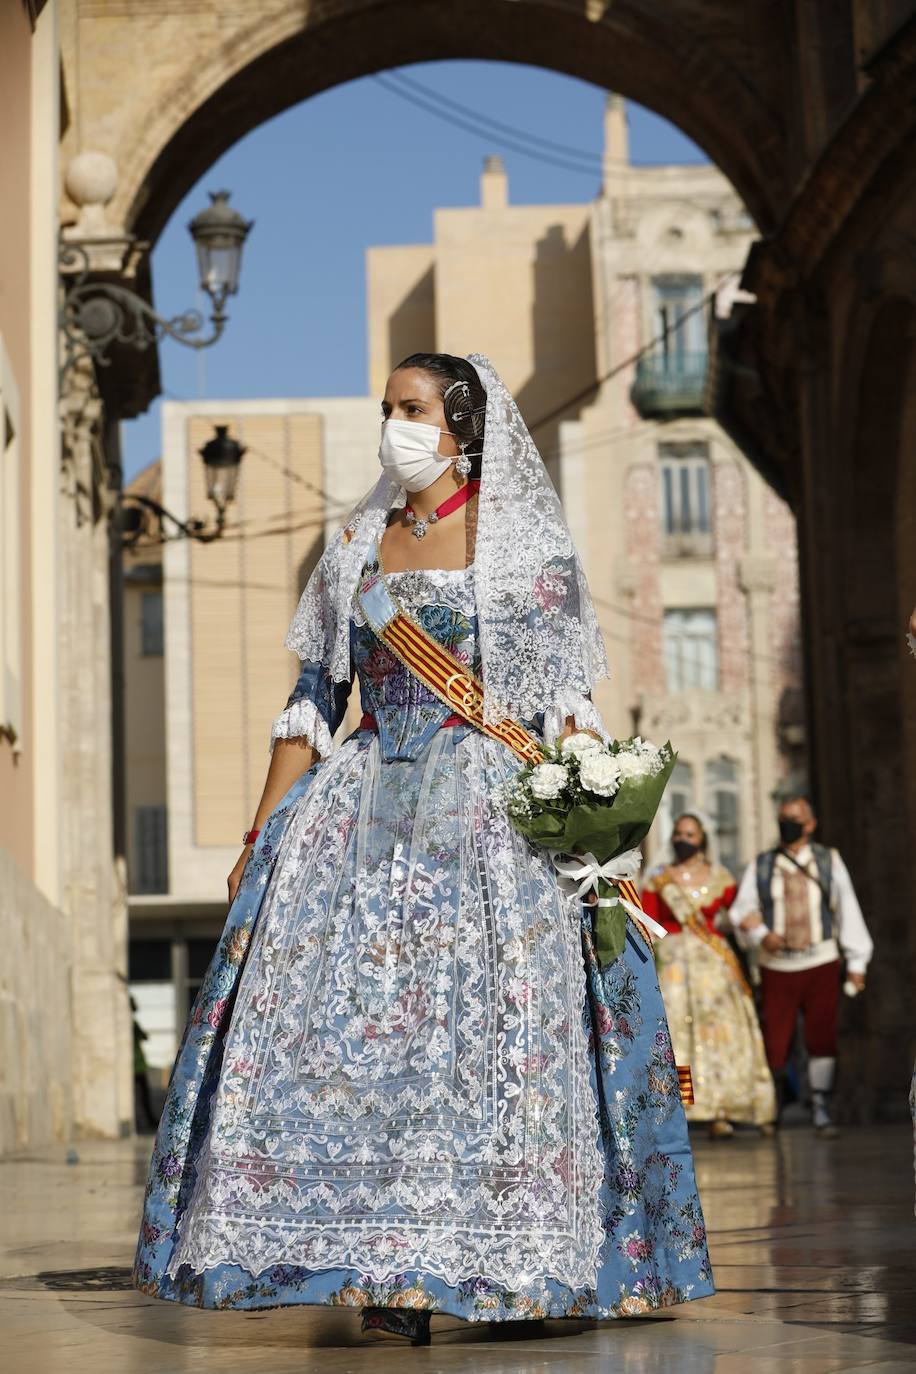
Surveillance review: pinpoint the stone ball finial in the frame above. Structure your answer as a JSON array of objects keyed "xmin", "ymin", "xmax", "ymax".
[{"xmin": 65, "ymin": 152, "xmax": 118, "ymax": 208}]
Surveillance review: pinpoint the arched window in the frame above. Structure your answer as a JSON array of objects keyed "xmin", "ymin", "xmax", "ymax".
[{"xmin": 706, "ymin": 756, "xmax": 741, "ymax": 875}]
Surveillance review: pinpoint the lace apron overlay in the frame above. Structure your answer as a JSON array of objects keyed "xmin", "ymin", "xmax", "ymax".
[{"xmin": 167, "ymin": 566, "xmax": 605, "ymax": 1291}]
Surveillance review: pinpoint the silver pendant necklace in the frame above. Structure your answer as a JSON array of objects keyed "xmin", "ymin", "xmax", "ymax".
[
  {"xmin": 404, "ymin": 479, "xmax": 479, "ymax": 540},
  {"xmin": 405, "ymin": 510, "xmax": 439, "ymax": 541}
]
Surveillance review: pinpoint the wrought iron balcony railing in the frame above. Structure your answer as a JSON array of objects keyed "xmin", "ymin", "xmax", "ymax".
[{"xmin": 631, "ymin": 351, "xmax": 708, "ymax": 418}]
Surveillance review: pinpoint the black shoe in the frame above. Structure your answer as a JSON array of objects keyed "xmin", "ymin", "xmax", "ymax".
[
  {"xmin": 361, "ymin": 1306, "xmax": 432, "ymax": 1345},
  {"xmin": 489, "ymin": 1318, "xmax": 547, "ymax": 1339}
]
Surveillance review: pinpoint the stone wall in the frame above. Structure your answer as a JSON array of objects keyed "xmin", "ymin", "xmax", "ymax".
[{"xmin": 0, "ymin": 849, "xmax": 73, "ymax": 1152}]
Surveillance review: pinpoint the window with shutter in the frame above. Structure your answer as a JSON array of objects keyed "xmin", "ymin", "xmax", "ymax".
[
  {"xmin": 706, "ymin": 756, "xmax": 741, "ymax": 875},
  {"xmin": 658, "ymin": 441, "xmax": 713, "ymax": 557},
  {"xmin": 663, "ymin": 609, "xmax": 719, "ymax": 692},
  {"xmin": 133, "ymin": 805, "xmax": 168, "ymax": 894},
  {"xmin": 141, "ymin": 590, "xmax": 164, "ymax": 656}
]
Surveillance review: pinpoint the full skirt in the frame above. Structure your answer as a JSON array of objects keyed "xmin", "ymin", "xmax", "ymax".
[
  {"xmin": 656, "ymin": 931, "xmax": 775, "ymax": 1125},
  {"xmin": 134, "ymin": 729, "xmax": 714, "ymax": 1319}
]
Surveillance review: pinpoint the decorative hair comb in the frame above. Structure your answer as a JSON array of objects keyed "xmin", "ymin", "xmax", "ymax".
[{"xmin": 443, "ymin": 379, "xmax": 472, "ymax": 414}]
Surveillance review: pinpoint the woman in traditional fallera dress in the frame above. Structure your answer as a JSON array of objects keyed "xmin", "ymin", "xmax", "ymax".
[
  {"xmin": 642, "ymin": 814, "xmax": 776, "ymax": 1138},
  {"xmin": 133, "ymin": 353, "xmax": 713, "ymax": 1343}
]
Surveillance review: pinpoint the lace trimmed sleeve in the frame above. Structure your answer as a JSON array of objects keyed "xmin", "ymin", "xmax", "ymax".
[
  {"xmin": 541, "ymin": 688, "xmax": 610, "ymax": 746},
  {"xmin": 269, "ymin": 657, "xmax": 353, "ymax": 757}
]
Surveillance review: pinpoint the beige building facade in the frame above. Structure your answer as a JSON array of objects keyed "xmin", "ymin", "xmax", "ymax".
[
  {"xmin": 0, "ymin": 0, "xmax": 73, "ymax": 1155},
  {"xmin": 125, "ymin": 105, "xmax": 801, "ymax": 1076},
  {"xmin": 0, "ymin": 0, "xmax": 132, "ymax": 1155}
]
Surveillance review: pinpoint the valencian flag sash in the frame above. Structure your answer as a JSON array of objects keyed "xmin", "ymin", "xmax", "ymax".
[
  {"xmin": 357, "ymin": 554, "xmax": 694, "ymax": 1111},
  {"xmin": 356, "ymin": 556, "xmax": 652, "ymax": 925}
]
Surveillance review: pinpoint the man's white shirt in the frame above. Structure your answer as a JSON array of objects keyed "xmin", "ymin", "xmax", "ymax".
[{"xmin": 729, "ymin": 844, "xmax": 873, "ymax": 973}]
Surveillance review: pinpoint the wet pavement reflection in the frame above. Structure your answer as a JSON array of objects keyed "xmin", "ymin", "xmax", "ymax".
[{"xmin": 1, "ymin": 1124, "xmax": 913, "ymax": 1372}]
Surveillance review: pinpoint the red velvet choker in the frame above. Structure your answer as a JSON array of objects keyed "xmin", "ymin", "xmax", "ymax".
[{"xmin": 404, "ymin": 479, "xmax": 480, "ymax": 540}]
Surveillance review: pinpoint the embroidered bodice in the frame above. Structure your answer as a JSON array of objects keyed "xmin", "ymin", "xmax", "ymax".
[
  {"xmin": 272, "ymin": 551, "xmax": 607, "ymax": 762},
  {"xmin": 352, "ymin": 560, "xmax": 480, "ymax": 762},
  {"xmin": 641, "ymin": 864, "xmax": 737, "ymax": 936}
]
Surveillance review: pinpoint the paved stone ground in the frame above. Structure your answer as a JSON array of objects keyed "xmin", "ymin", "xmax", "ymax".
[{"xmin": 1, "ymin": 1123, "xmax": 913, "ymax": 1373}]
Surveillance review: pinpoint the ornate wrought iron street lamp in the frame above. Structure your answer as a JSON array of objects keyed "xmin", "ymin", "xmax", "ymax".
[
  {"xmin": 119, "ymin": 426, "xmax": 247, "ymax": 547},
  {"xmin": 188, "ymin": 192, "xmax": 251, "ymax": 316},
  {"xmin": 59, "ymin": 189, "xmax": 253, "ymax": 385},
  {"xmin": 59, "ymin": 174, "xmax": 253, "ymax": 543}
]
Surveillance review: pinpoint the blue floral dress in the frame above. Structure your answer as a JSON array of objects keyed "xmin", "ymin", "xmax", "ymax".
[{"xmin": 133, "ymin": 561, "xmax": 713, "ymax": 1320}]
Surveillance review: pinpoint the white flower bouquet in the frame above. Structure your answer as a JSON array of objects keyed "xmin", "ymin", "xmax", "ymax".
[{"xmin": 506, "ymin": 732, "xmax": 677, "ymax": 966}]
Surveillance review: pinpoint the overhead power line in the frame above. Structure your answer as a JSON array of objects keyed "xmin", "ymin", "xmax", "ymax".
[
  {"xmin": 387, "ymin": 68, "xmax": 605, "ymax": 170},
  {"xmin": 372, "ymin": 72, "xmax": 602, "ymax": 180}
]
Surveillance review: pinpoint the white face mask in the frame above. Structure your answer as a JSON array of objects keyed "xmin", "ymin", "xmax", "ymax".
[{"xmin": 378, "ymin": 419, "xmax": 454, "ymax": 492}]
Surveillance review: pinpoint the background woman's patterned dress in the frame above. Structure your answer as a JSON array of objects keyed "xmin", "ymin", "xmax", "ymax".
[
  {"xmin": 643, "ymin": 866, "xmax": 775, "ymax": 1126},
  {"xmin": 133, "ymin": 564, "xmax": 714, "ymax": 1320}
]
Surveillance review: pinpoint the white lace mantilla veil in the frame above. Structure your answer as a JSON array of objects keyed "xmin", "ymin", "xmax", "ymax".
[{"xmin": 284, "ymin": 353, "xmax": 609, "ymax": 730}]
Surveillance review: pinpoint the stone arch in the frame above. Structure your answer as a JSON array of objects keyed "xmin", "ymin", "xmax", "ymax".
[{"xmin": 89, "ymin": 0, "xmax": 787, "ymax": 249}]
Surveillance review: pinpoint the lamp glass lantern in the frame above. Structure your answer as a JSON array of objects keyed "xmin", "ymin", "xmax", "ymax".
[
  {"xmin": 199, "ymin": 425, "xmax": 247, "ymax": 515},
  {"xmin": 188, "ymin": 191, "xmax": 253, "ymax": 305}
]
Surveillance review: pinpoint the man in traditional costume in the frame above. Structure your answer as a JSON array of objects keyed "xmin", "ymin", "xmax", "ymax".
[{"xmin": 729, "ymin": 796, "xmax": 872, "ymax": 1137}]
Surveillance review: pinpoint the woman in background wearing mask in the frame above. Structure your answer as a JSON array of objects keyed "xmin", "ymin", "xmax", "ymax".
[
  {"xmin": 133, "ymin": 354, "xmax": 713, "ymax": 1342},
  {"xmin": 642, "ymin": 814, "xmax": 776, "ymax": 1139}
]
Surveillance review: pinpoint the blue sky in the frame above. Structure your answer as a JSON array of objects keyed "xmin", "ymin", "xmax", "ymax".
[{"xmin": 121, "ymin": 61, "xmax": 707, "ymax": 481}]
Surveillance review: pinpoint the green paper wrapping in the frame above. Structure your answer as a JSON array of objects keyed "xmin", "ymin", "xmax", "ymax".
[{"xmin": 507, "ymin": 741, "xmax": 677, "ymax": 969}]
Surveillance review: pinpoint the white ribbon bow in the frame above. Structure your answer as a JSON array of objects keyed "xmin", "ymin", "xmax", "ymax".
[{"xmin": 551, "ymin": 849, "xmax": 667, "ymax": 940}]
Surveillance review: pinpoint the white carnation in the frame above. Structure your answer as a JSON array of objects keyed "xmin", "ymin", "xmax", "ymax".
[
  {"xmin": 615, "ymin": 750, "xmax": 652, "ymax": 781},
  {"xmin": 529, "ymin": 762, "xmax": 569, "ymax": 800},
  {"xmin": 559, "ymin": 730, "xmax": 602, "ymax": 759},
  {"xmin": 578, "ymin": 750, "xmax": 621, "ymax": 798}
]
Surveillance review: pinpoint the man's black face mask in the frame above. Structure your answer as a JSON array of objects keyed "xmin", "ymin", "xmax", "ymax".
[{"xmin": 778, "ymin": 817, "xmax": 805, "ymax": 845}]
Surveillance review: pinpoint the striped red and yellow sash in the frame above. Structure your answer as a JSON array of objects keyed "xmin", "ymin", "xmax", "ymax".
[
  {"xmin": 677, "ymin": 1065, "xmax": 695, "ymax": 1107},
  {"xmin": 359, "ymin": 568, "xmax": 544, "ymax": 766},
  {"xmin": 357, "ymin": 559, "xmax": 656, "ymax": 926}
]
